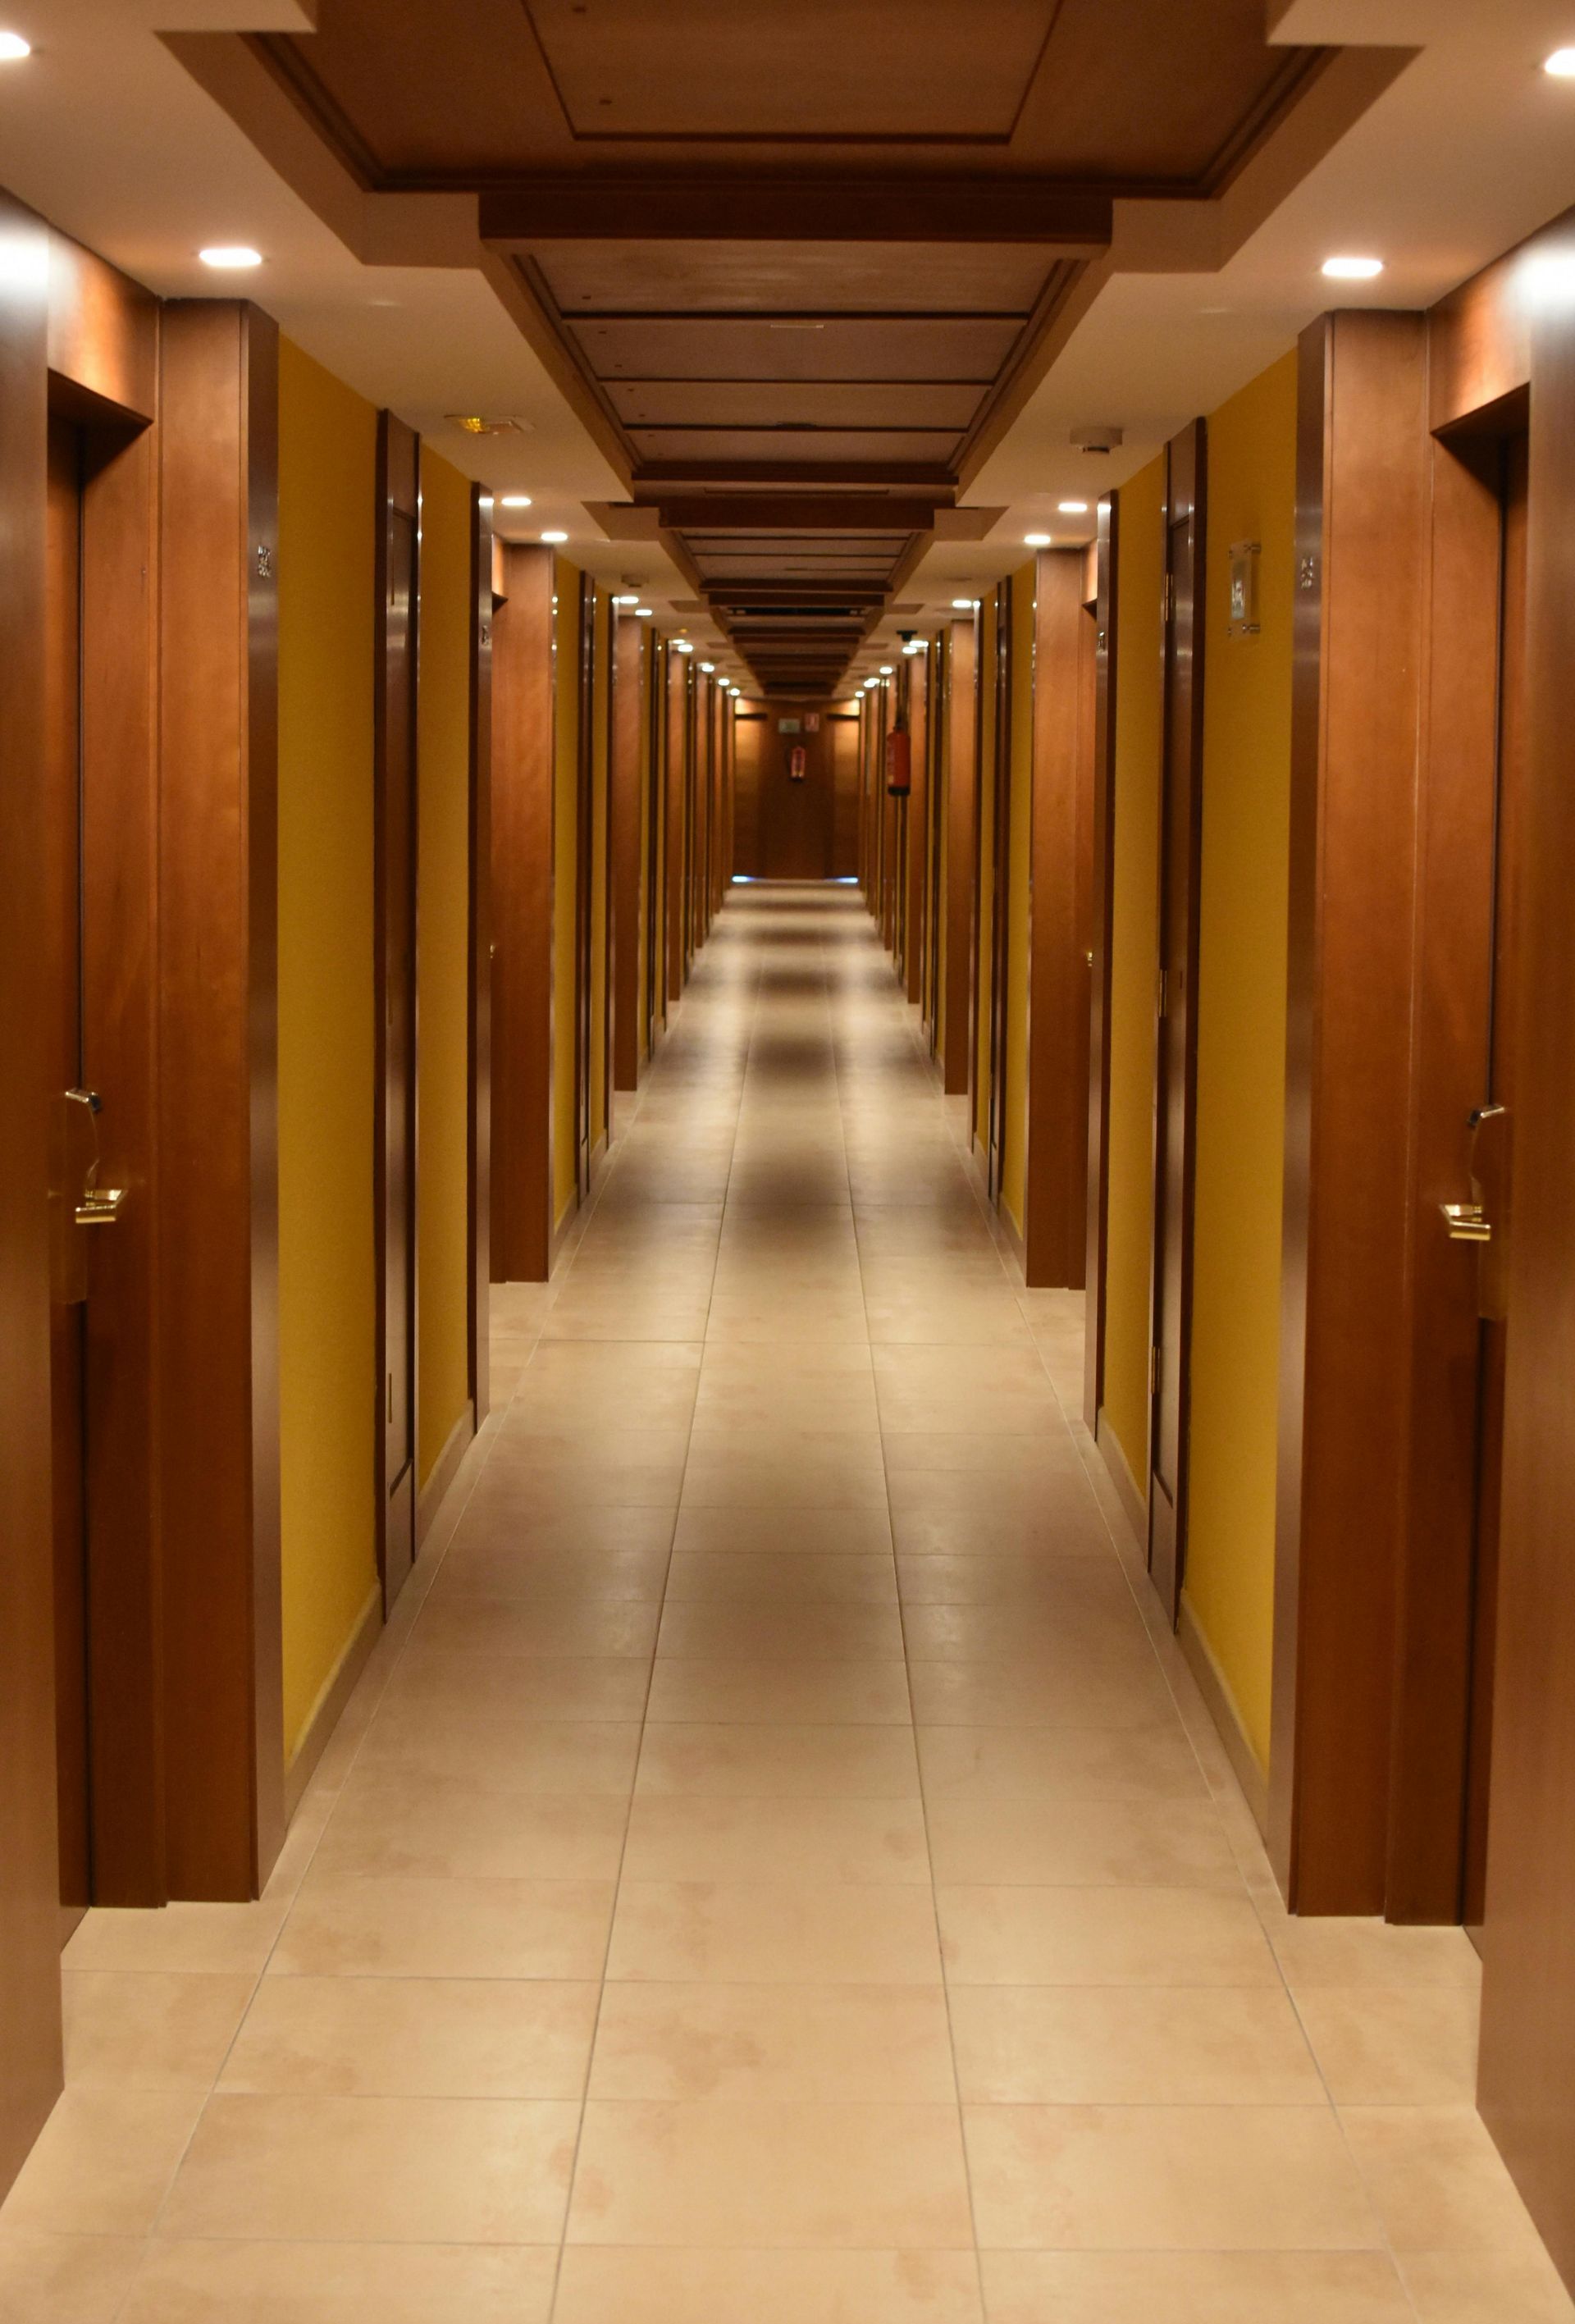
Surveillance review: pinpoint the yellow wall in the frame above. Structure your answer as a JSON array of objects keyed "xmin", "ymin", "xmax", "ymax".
[
  {"xmin": 589, "ymin": 586, "xmax": 610, "ymax": 1149},
  {"xmin": 276, "ymin": 340, "xmax": 379, "ymax": 1761},
  {"xmin": 1102, "ymin": 454, "xmax": 1166, "ymax": 1495},
  {"xmin": 1183, "ymin": 352, "xmax": 1298, "ymax": 1770},
  {"xmin": 415, "ymin": 446, "xmax": 473, "ymax": 1490},
  {"xmin": 974, "ymin": 594, "xmax": 998, "ymax": 1153},
  {"xmin": 1000, "ymin": 564, "xmax": 1035, "ymax": 1235},
  {"xmin": 553, "ymin": 559, "xmax": 582, "ymax": 1225}
]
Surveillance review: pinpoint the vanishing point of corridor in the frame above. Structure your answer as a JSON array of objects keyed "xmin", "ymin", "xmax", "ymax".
[{"xmin": 7, "ymin": 886, "xmax": 1531, "ymax": 2322}]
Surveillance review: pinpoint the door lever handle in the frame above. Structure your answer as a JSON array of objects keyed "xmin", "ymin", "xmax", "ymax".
[
  {"xmin": 75, "ymin": 1185, "xmax": 126, "ymax": 1226},
  {"xmin": 1441, "ymin": 1201, "xmax": 1492, "ymax": 1244}
]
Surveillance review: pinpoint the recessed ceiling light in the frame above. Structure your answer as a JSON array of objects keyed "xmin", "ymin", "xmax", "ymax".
[
  {"xmin": 0, "ymin": 30, "xmax": 32, "ymax": 58},
  {"xmin": 635, "ymin": 606, "xmax": 652, "ymax": 617},
  {"xmin": 1025, "ymin": 532, "xmax": 1052, "ymax": 547},
  {"xmin": 1544, "ymin": 46, "xmax": 1575, "ymax": 74},
  {"xmin": 199, "ymin": 245, "xmax": 263, "ymax": 270},
  {"xmin": 541, "ymin": 529, "xmax": 568, "ymax": 542},
  {"xmin": 700, "ymin": 661, "xmax": 715, "ymax": 672},
  {"xmin": 614, "ymin": 594, "xmax": 640, "ymax": 606},
  {"xmin": 879, "ymin": 664, "xmax": 893, "ymax": 674},
  {"xmin": 674, "ymin": 640, "xmax": 693, "ymax": 653},
  {"xmin": 500, "ymin": 494, "xmax": 532, "ymax": 507},
  {"xmin": 951, "ymin": 597, "xmax": 975, "ymax": 610},
  {"xmin": 1057, "ymin": 500, "xmax": 1089, "ymax": 514},
  {"xmin": 1322, "ymin": 255, "xmax": 1384, "ymax": 280}
]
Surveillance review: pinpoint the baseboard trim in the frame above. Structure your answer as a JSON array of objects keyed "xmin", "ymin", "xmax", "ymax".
[
  {"xmin": 1094, "ymin": 1406, "xmax": 1147, "ymax": 1546},
  {"xmin": 283, "ymin": 1584, "xmax": 381, "ymax": 1821},
  {"xmin": 1179, "ymin": 1596, "xmax": 1271, "ymax": 1838},
  {"xmin": 417, "ymin": 1399, "xmax": 476, "ymax": 1552}
]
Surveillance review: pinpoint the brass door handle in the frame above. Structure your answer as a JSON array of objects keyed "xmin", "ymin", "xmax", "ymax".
[
  {"xmin": 75, "ymin": 1186, "xmax": 126, "ymax": 1226},
  {"xmin": 1441, "ymin": 1202, "xmax": 1492, "ymax": 1244}
]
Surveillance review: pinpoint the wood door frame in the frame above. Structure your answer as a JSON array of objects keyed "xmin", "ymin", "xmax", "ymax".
[
  {"xmin": 645, "ymin": 628, "xmax": 664, "ymax": 1055},
  {"xmin": 941, "ymin": 614, "xmax": 977, "ymax": 1095},
  {"xmin": 1083, "ymin": 500, "xmax": 1119, "ymax": 1419},
  {"xmin": 468, "ymin": 486, "xmax": 492, "ymax": 1422},
  {"xmin": 488, "ymin": 542, "xmax": 555, "ymax": 1282},
  {"xmin": 664, "ymin": 644, "xmax": 687, "ymax": 1002},
  {"xmin": 904, "ymin": 649, "xmax": 929, "ymax": 1003},
  {"xmin": 573, "ymin": 570, "xmax": 595, "ymax": 1195},
  {"xmin": 372, "ymin": 411, "xmax": 419, "ymax": 1613},
  {"xmin": 1147, "ymin": 418, "xmax": 1207, "ymax": 1627},
  {"xmin": 610, "ymin": 608, "xmax": 644, "ymax": 1091},
  {"xmin": 1270, "ymin": 313, "xmax": 1432, "ymax": 1913},
  {"xmin": 986, "ymin": 575, "xmax": 1015, "ymax": 1199},
  {"xmin": 1025, "ymin": 545, "xmax": 1095, "ymax": 1289}
]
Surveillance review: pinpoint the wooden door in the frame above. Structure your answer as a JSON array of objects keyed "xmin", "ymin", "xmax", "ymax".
[
  {"xmin": 1462, "ymin": 431, "xmax": 1527, "ymax": 1936},
  {"xmin": 986, "ymin": 578, "xmax": 1014, "ymax": 1199},
  {"xmin": 375, "ymin": 414, "xmax": 418, "ymax": 1609},
  {"xmin": 1148, "ymin": 419, "xmax": 1207, "ymax": 1623},
  {"xmin": 45, "ymin": 415, "xmax": 91, "ymax": 1938}
]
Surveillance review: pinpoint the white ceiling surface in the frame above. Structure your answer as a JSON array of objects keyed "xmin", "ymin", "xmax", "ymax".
[{"xmin": 4, "ymin": 2, "xmax": 1575, "ymax": 672}]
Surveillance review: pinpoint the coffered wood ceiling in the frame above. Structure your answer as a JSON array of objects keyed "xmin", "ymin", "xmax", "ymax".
[{"xmin": 248, "ymin": 0, "xmax": 1344, "ymax": 692}]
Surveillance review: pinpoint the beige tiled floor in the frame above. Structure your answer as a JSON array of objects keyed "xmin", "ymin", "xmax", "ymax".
[{"xmin": 5, "ymin": 883, "xmax": 1571, "ymax": 2321}]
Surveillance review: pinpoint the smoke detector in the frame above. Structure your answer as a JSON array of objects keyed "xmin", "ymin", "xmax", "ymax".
[{"xmin": 1070, "ymin": 423, "xmax": 1124, "ymax": 454}]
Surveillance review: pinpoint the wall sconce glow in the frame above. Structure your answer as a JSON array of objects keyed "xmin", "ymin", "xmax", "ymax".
[
  {"xmin": 0, "ymin": 30, "xmax": 32, "ymax": 57},
  {"xmin": 1057, "ymin": 500, "xmax": 1089, "ymax": 514},
  {"xmin": 1025, "ymin": 532, "xmax": 1052, "ymax": 547},
  {"xmin": 541, "ymin": 528, "xmax": 568, "ymax": 542},
  {"xmin": 1544, "ymin": 46, "xmax": 1575, "ymax": 74},
  {"xmin": 1321, "ymin": 254, "xmax": 1384, "ymax": 280},
  {"xmin": 199, "ymin": 245, "xmax": 264, "ymax": 270},
  {"xmin": 500, "ymin": 494, "xmax": 532, "ymax": 507}
]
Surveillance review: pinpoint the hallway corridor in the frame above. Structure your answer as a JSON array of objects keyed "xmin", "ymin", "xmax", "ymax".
[{"xmin": 2, "ymin": 888, "xmax": 1559, "ymax": 2322}]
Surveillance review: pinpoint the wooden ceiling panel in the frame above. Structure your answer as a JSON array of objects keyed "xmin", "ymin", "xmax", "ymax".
[
  {"xmin": 606, "ymin": 381, "xmax": 984, "ymax": 427},
  {"xmin": 568, "ymin": 315, "xmax": 1019, "ymax": 382},
  {"xmin": 523, "ymin": 1, "xmax": 1056, "ymax": 142},
  {"xmin": 532, "ymin": 240, "xmax": 1048, "ymax": 316},
  {"xmin": 630, "ymin": 429, "xmax": 962, "ymax": 463}
]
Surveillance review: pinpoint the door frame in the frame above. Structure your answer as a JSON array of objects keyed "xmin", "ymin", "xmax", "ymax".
[
  {"xmin": 372, "ymin": 411, "xmax": 420, "ymax": 1612},
  {"xmin": 468, "ymin": 487, "xmax": 493, "ymax": 1422},
  {"xmin": 1083, "ymin": 500, "xmax": 1119, "ymax": 1418},
  {"xmin": 986, "ymin": 575, "xmax": 1015, "ymax": 1202},
  {"xmin": 1146, "ymin": 418, "xmax": 1208, "ymax": 1625}
]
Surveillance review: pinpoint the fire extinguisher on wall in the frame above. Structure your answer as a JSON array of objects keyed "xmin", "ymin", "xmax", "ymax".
[
  {"xmin": 886, "ymin": 724, "xmax": 911, "ymax": 797},
  {"xmin": 788, "ymin": 743, "xmax": 807, "ymax": 782}
]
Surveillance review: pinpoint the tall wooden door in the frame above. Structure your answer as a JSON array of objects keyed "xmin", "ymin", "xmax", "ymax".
[
  {"xmin": 1459, "ymin": 431, "xmax": 1527, "ymax": 1938},
  {"xmin": 376, "ymin": 414, "xmax": 418, "ymax": 1609},
  {"xmin": 45, "ymin": 415, "xmax": 91, "ymax": 1938},
  {"xmin": 1148, "ymin": 419, "xmax": 1207, "ymax": 1624},
  {"xmin": 986, "ymin": 577, "xmax": 1014, "ymax": 1201}
]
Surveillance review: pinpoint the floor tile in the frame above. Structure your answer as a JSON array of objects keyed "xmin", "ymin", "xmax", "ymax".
[
  {"xmin": 568, "ymin": 2099, "xmax": 974, "ymax": 2248},
  {"xmin": 665, "ymin": 1551, "xmax": 897, "ymax": 1603},
  {"xmin": 555, "ymin": 2247, "xmax": 984, "ymax": 2324},
  {"xmin": 160, "ymin": 2093, "xmax": 578, "ymax": 2244},
  {"xmin": 274, "ymin": 1874, "xmax": 615, "ymax": 1979},
  {"xmin": 61, "ymin": 1972, "xmax": 254, "ymax": 2092},
  {"xmin": 657, "ymin": 1598, "xmax": 906, "ymax": 1660},
  {"xmin": 962, "ymin": 2101, "xmax": 1377, "ymax": 2249},
  {"xmin": 637, "ymin": 1721, "xmax": 920, "ymax": 1797},
  {"xmin": 311, "ymin": 1770, "xmax": 630, "ymax": 1882},
  {"xmin": 1295, "ymin": 1984, "xmax": 1482, "ymax": 2105},
  {"xmin": 979, "ymin": 2250, "xmax": 1413, "ymax": 2322},
  {"xmin": 220, "ymin": 1975, "xmax": 599, "ymax": 2098},
  {"xmin": 937, "ymin": 1883, "xmax": 1279, "ymax": 1984},
  {"xmin": 622, "ymin": 1793, "xmax": 930, "ymax": 1883},
  {"xmin": 646, "ymin": 1655, "xmax": 913, "ymax": 1724},
  {"xmin": 118, "ymin": 2240, "xmax": 559, "ymax": 2322},
  {"xmin": 915, "ymin": 1723, "xmax": 1208, "ymax": 1802},
  {"xmin": 949, "ymin": 1983, "xmax": 1323, "ymax": 2103},
  {"xmin": 1397, "ymin": 2249, "xmax": 1575, "ymax": 2322},
  {"xmin": 925, "ymin": 1795, "xmax": 1237, "ymax": 1887},
  {"xmin": 607, "ymin": 1879, "xmax": 943, "ymax": 1984},
  {"xmin": 0, "ymin": 2232, "xmax": 144, "ymax": 2323},
  {"xmin": 589, "ymin": 1980, "xmax": 956, "ymax": 2101},
  {"xmin": 1340, "ymin": 2105, "xmax": 1549, "ymax": 2252},
  {"xmin": 0, "ymin": 2089, "xmax": 205, "ymax": 2235},
  {"xmin": 671, "ymin": 1506, "xmax": 893, "ymax": 1557}
]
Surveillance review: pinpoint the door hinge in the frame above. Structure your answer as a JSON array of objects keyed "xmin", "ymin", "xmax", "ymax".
[{"xmin": 1149, "ymin": 1344, "xmax": 1162, "ymax": 1396}]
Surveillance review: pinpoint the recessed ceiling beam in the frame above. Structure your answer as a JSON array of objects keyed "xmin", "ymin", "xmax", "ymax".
[
  {"xmin": 658, "ymin": 495, "xmax": 935, "ymax": 532},
  {"xmin": 481, "ymin": 184, "xmax": 1112, "ymax": 249},
  {"xmin": 636, "ymin": 461, "xmax": 956, "ymax": 492}
]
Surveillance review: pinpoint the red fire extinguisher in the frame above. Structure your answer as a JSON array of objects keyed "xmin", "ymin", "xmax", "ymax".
[
  {"xmin": 788, "ymin": 743, "xmax": 807, "ymax": 782},
  {"xmin": 886, "ymin": 726, "xmax": 911, "ymax": 797}
]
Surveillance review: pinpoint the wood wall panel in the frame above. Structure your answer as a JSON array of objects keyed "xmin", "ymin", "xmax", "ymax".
[
  {"xmin": 469, "ymin": 488, "xmax": 492, "ymax": 1419},
  {"xmin": 904, "ymin": 653, "xmax": 929, "ymax": 1002},
  {"xmin": 46, "ymin": 234, "xmax": 157, "ymax": 422},
  {"xmin": 0, "ymin": 185, "xmax": 65, "ymax": 2200},
  {"xmin": 611, "ymin": 608, "xmax": 645, "ymax": 1089},
  {"xmin": 1478, "ymin": 211, "xmax": 1575, "ymax": 2287},
  {"xmin": 942, "ymin": 614, "xmax": 977, "ymax": 1095},
  {"xmin": 1026, "ymin": 548, "xmax": 1092, "ymax": 1287},
  {"xmin": 490, "ymin": 543, "xmax": 555, "ymax": 1281},
  {"xmin": 665, "ymin": 647, "xmax": 687, "ymax": 1001},
  {"xmin": 1084, "ymin": 502, "xmax": 1118, "ymax": 1422},
  {"xmin": 157, "ymin": 300, "xmax": 284, "ymax": 1899},
  {"xmin": 1270, "ymin": 313, "xmax": 1431, "ymax": 1914}
]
